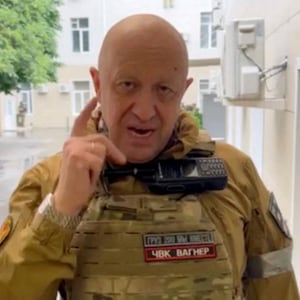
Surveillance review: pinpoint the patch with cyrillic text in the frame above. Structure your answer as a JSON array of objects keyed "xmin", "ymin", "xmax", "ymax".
[
  {"xmin": 143, "ymin": 231, "xmax": 217, "ymax": 262},
  {"xmin": 269, "ymin": 193, "xmax": 292, "ymax": 239}
]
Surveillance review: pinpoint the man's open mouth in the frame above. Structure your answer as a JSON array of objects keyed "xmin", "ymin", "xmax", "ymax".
[{"xmin": 128, "ymin": 127, "xmax": 154, "ymax": 137}]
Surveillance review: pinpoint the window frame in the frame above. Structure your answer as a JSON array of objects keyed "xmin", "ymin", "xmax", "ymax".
[
  {"xmin": 72, "ymin": 80, "xmax": 91, "ymax": 115},
  {"xmin": 71, "ymin": 17, "xmax": 90, "ymax": 53},
  {"xmin": 200, "ymin": 12, "xmax": 217, "ymax": 49}
]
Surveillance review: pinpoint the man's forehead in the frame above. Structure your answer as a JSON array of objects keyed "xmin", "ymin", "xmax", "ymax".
[
  {"xmin": 98, "ymin": 14, "xmax": 187, "ymax": 71},
  {"xmin": 108, "ymin": 21, "xmax": 181, "ymax": 48},
  {"xmin": 100, "ymin": 44, "xmax": 187, "ymax": 83}
]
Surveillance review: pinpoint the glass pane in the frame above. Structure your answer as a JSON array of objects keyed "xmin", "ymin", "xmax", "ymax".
[
  {"xmin": 74, "ymin": 81, "xmax": 89, "ymax": 90},
  {"xmin": 20, "ymin": 83, "xmax": 30, "ymax": 90},
  {"xmin": 71, "ymin": 18, "xmax": 78, "ymax": 29},
  {"xmin": 72, "ymin": 31, "xmax": 80, "ymax": 52},
  {"xmin": 200, "ymin": 25, "xmax": 208, "ymax": 48},
  {"xmin": 21, "ymin": 93, "xmax": 28, "ymax": 102},
  {"xmin": 199, "ymin": 79, "xmax": 209, "ymax": 90},
  {"xmin": 82, "ymin": 31, "xmax": 89, "ymax": 51},
  {"xmin": 74, "ymin": 93, "xmax": 82, "ymax": 113},
  {"xmin": 79, "ymin": 18, "xmax": 89, "ymax": 28},
  {"xmin": 201, "ymin": 13, "xmax": 210, "ymax": 24}
]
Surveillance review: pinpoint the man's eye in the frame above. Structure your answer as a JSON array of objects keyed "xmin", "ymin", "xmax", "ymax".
[
  {"xmin": 119, "ymin": 81, "xmax": 135, "ymax": 90},
  {"xmin": 158, "ymin": 85, "xmax": 173, "ymax": 95}
]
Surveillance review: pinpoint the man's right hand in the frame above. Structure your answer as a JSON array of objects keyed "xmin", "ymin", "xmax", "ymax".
[{"xmin": 53, "ymin": 97, "xmax": 126, "ymax": 216}]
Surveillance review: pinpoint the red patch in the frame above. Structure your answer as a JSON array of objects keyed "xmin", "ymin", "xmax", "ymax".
[{"xmin": 144, "ymin": 244, "xmax": 216, "ymax": 262}]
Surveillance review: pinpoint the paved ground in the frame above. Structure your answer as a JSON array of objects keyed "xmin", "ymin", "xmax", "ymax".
[{"xmin": 0, "ymin": 128, "xmax": 70, "ymax": 223}]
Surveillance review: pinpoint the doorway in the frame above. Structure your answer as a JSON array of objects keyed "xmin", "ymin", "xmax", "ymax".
[
  {"xmin": 202, "ymin": 93, "xmax": 226, "ymax": 141},
  {"xmin": 4, "ymin": 96, "xmax": 16, "ymax": 131}
]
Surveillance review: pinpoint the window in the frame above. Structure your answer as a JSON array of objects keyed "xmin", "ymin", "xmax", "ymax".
[
  {"xmin": 73, "ymin": 81, "xmax": 91, "ymax": 115},
  {"xmin": 200, "ymin": 12, "xmax": 217, "ymax": 48},
  {"xmin": 71, "ymin": 18, "xmax": 89, "ymax": 52},
  {"xmin": 19, "ymin": 83, "xmax": 32, "ymax": 114},
  {"xmin": 199, "ymin": 79, "xmax": 210, "ymax": 93},
  {"xmin": 163, "ymin": 0, "xmax": 174, "ymax": 8}
]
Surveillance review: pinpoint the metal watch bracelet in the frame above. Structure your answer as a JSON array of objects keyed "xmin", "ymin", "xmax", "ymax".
[{"xmin": 37, "ymin": 193, "xmax": 82, "ymax": 230}]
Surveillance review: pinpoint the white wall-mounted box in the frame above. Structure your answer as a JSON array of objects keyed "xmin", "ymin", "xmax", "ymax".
[{"xmin": 222, "ymin": 19, "xmax": 265, "ymax": 100}]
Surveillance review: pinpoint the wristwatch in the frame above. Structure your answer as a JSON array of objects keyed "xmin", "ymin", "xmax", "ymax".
[{"xmin": 37, "ymin": 193, "xmax": 82, "ymax": 230}]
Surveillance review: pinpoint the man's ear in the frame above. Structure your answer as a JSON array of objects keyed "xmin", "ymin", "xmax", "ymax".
[
  {"xmin": 89, "ymin": 67, "xmax": 100, "ymax": 95},
  {"xmin": 185, "ymin": 77, "xmax": 194, "ymax": 91}
]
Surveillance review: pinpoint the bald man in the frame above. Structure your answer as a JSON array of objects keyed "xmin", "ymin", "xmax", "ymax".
[{"xmin": 0, "ymin": 14, "xmax": 298, "ymax": 300}]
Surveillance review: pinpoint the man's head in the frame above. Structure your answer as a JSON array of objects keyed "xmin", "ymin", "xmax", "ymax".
[{"xmin": 90, "ymin": 14, "xmax": 193, "ymax": 163}]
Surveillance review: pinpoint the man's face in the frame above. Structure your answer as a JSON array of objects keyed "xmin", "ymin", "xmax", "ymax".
[{"xmin": 91, "ymin": 38, "xmax": 192, "ymax": 163}]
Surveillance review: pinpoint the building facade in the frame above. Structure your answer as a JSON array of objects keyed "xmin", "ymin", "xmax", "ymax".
[{"xmin": 0, "ymin": 0, "xmax": 221, "ymax": 135}]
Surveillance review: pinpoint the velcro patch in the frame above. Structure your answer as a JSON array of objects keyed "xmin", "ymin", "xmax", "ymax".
[
  {"xmin": 0, "ymin": 216, "xmax": 13, "ymax": 246},
  {"xmin": 269, "ymin": 193, "xmax": 291, "ymax": 239},
  {"xmin": 143, "ymin": 231, "xmax": 216, "ymax": 262}
]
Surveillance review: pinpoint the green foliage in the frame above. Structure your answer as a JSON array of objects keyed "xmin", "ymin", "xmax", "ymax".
[
  {"xmin": 0, "ymin": 0, "xmax": 61, "ymax": 93},
  {"xmin": 192, "ymin": 107, "xmax": 203, "ymax": 129},
  {"xmin": 182, "ymin": 103, "xmax": 203, "ymax": 129}
]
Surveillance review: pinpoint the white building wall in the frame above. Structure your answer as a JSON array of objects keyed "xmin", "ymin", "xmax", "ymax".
[
  {"xmin": 57, "ymin": 0, "xmax": 219, "ymax": 64},
  {"xmin": 223, "ymin": 0, "xmax": 300, "ymax": 284},
  {"xmin": 101, "ymin": 0, "xmax": 219, "ymax": 60},
  {"xmin": 57, "ymin": 0, "xmax": 104, "ymax": 66}
]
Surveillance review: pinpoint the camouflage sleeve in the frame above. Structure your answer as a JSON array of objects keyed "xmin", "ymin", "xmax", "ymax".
[
  {"xmin": 0, "ymin": 160, "xmax": 77, "ymax": 300},
  {"xmin": 242, "ymin": 157, "xmax": 300, "ymax": 299}
]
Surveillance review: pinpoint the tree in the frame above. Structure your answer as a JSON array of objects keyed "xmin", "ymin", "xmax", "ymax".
[
  {"xmin": 182, "ymin": 103, "xmax": 203, "ymax": 129},
  {"xmin": 0, "ymin": 0, "xmax": 61, "ymax": 94}
]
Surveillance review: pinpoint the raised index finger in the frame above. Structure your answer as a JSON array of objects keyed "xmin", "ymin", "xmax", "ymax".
[{"xmin": 71, "ymin": 97, "xmax": 98, "ymax": 137}]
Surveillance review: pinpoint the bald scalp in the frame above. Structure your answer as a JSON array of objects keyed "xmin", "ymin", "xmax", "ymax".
[{"xmin": 98, "ymin": 14, "xmax": 189, "ymax": 77}]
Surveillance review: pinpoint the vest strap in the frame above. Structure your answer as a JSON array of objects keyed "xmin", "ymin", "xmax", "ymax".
[{"xmin": 246, "ymin": 246, "xmax": 293, "ymax": 279}]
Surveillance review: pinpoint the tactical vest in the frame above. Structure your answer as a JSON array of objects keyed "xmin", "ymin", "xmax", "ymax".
[
  {"xmin": 67, "ymin": 194, "xmax": 236, "ymax": 300},
  {"xmin": 65, "ymin": 142, "xmax": 241, "ymax": 300}
]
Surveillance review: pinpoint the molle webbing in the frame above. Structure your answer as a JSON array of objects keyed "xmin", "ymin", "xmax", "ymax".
[{"xmin": 68, "ymin": 194, "xmax": 234, "ymax": 300}]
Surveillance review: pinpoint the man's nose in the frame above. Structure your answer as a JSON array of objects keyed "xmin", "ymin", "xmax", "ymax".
[{"xmin": 131, "ymin": 91, "xmax": 156, "ymax": 121}]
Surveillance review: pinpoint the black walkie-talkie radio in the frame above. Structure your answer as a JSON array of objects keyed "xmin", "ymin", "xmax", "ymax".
[{"xmin": 102, "ymin": 157, "xmax": 228, "ymax": 194}]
